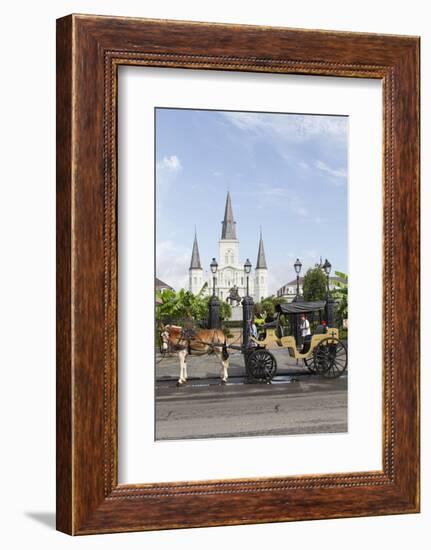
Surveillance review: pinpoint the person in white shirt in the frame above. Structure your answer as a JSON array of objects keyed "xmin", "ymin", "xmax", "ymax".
[
  {"xmin": 299, "ymin": 313, "xmax": 311, "ymax": 352},
  {"xmin": 299, "ymin": 314, "xmax": 311, "ymax": 338}
]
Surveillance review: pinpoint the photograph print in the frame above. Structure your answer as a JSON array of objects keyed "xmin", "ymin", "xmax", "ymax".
[{"xmin": 155, "ymin": 107, "xmax": 348, "ymax": 441}]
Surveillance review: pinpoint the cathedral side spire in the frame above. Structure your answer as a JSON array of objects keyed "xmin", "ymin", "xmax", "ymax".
[
  {"xmin": 256, "ymin": 228, "xmax": 267, "ymax": 269},
  {"xmin": 189, "ymin": 229, "xmax": 202, "ymax": 269},
  {"xmin": 221, "ymin": 191, "xmax": 237, "ymax": 240}
]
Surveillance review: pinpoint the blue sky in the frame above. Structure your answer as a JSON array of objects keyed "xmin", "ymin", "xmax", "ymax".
[{"xmin": 155, "ymin": 108, "xmax": 348, "ymax": 294}]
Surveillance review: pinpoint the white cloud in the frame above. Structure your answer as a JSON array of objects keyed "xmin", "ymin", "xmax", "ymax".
[
  {"xmin": 156, "ymin": 240, "xmax": 189, "ymax": 291},
  {"xmin": 223, "ymin": 112, "xmax": 347, "ymax": 142},
  {"xmin": 157, "ymin": 155, "xmax": 182, "ymax": 172},
  {"xmin": 315, "ymin": 160, "xmax": 347, "ymax": 182}
]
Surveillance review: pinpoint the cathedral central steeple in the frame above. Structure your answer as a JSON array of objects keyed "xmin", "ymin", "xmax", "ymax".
[
  {"xmin": 189, "ymin": 191, "xmax": 268, "ymax": 302},
  {"xmin": 221, "ymin": 191, "xmax": 237, "ymax": 240}
]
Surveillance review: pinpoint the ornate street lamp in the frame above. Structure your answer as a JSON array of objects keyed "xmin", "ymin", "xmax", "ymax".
[
  {"xmin": 244, "ymin": 258, "xmax": 252, "ymax": 297},
  {"xmin": 294, "ymin": 258, "xmax": 302, "ymax": 298},
  {"xmin": 323, "ymin": 258, "xmax": 332, "ymax": 297},
  {"xmin": 323, "ymin": 258, "xmax": 335, "ymax": 327},
  {"xmin": 292, "ymin": 258, "xmax": 303, "ymax": 349},
  {"xmin": 208, "ymin": 258, "xmax": 220, "ymax": 329},
  {"xmin": 210, "ymin": 257, "xmax": 218, "ymax": 297},
  {"xmin": 242, "ymin": 258, "xmax": 254, "ymax": 354}
]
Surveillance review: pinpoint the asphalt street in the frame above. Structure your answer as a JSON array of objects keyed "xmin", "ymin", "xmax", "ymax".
[{"xmin": 155, "ymin": 350, "xmax": 348, "ymax": 440}]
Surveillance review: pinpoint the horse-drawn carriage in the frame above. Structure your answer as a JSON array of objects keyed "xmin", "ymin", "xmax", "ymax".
[
  {"xmin": 159, "ymin": 299, "xmax": 347, "ymax": 385},
  {"xmin": 244, "ymin": 300, "xmax": 348, "ymax": 382}
]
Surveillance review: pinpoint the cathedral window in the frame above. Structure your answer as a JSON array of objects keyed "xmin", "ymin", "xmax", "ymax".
[{"xmin": 225, "ymin": 249, "xmax": 233, "ymax": 265}]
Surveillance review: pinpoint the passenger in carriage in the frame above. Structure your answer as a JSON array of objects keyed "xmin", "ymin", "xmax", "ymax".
[
  {"xmin": 251, "ymin": 321, "xmax": 258, "ymax": 339},
  {"xmin": 253, "ymin": 311, "xmax": 265, "ymax": 340},
  {"xmin": 265, "ymin": 311, "xmax": 275, "ymax": 324},
  {"xmin": 252, "ymin": 310, "xmax": 279, "ymax": 342}
]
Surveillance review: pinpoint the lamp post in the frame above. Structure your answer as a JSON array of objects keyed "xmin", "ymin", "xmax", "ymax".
[
  {"xmin": 210, "ymin": 257, "xmax": 218, "ymax": 297},
  {"xmin": 323, "ymin": 258, "xmax": 335, "ymax": 327},
  {"xmin": 242, "ymin": 258, "xmax": 254, "ymax": 353},
  {"xmin": 293, "ymin": 258, "xmax": 303, "ymax": 348},
  {"xmin": 294, "ymin": 258, "xmax": 302, "ymax": 299},
  {"xmin": 244, "ymin": 258, "xmax": 252, "ymax": 296},
  {"xmin": 323, "ymin": 258, "xmax": 331, "ymax": 297},
  {"xmin": 208, "ymin": 258, "xmax": 220, "ymax": 329}
]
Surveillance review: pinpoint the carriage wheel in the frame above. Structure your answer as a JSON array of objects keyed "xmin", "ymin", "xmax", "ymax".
[
  {"xmin": 303, "ymin": 356, "xmax": 317, "ymax": 374},
  {"xmin": 313, "ymin": 338, "xmax": 348, "ymax": 378},
  {"xmin": 246, "ymin": 349, "xmax": 277, "ymax": 382}
]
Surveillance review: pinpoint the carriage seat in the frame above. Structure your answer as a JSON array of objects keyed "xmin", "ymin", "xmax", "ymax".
[
  {"xmin": 261, "ymin": 321, "xmax": 284, "ymax": 339},
  {"xmin": 253, "ymin": 328, "xmax": 278, "ymax": 346}
]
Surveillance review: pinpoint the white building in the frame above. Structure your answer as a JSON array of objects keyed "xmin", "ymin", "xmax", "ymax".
[
  {"xmin": 189, "ymin": 192, "xmax": 268, "ymax": 302},
  {"xmin": 277, "ymin": 275, "xmax": 344, "ymax": 302}
]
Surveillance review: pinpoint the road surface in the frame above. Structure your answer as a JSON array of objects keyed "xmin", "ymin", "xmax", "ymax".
[{"xmin": 155, "ymin": 350, "xmax": 347, "ymax": 440}]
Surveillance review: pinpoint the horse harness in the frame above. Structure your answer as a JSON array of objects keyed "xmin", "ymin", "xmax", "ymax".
[{"xmin": 171, "ymin": 327, "xmax": 229, "ymax": 360}]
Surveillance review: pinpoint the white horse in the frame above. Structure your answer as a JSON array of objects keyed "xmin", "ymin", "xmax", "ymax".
[{"xmin": 160, "ymin": 324, "xmax": 230, "ymax": 385}]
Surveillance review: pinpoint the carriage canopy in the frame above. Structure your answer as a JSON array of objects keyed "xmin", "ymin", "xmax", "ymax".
[{"xmin": 275, "ymin": 301, "xmax": 326, "ymax": 315}]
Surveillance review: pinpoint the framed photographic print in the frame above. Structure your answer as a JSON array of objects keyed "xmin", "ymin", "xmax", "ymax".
[{"xmin": 56, "ymin": 14, "xmax": 420, "ymax": 534}]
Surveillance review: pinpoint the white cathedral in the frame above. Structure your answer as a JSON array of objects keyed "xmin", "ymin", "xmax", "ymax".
[{"xmin": 188, "ymin": 192, "xmax": 268, "ymax": 303}]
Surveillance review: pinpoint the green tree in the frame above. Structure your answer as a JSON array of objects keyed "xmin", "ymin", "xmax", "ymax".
[
  {"xmin": 259, "ymin": 295, "xmax": 287, "ymax": 315},
  {"xmin": 302, "ymin": 267, "xmax": 327, "ymax": 301},
  {"xmin": 333, "ymin": 270, "xmax": 348, "ymax": 321},
  {"xmin": 155, "ymin": 283, "xmax": 231, "ymax": 325},
  {"xmin": 253, "ymin": 295, "xmax": 287, "ymax": 320},
  {"xmin": 217, "ymin": 299, "xmax": 232, "ymax": 321},
  {"xmin": 253, "ymin": 302, "xmax": 263, "ymax": 317},
  {"xmin": 260, "ymin": 297, "xmax": 275, "ymax": 317}
]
